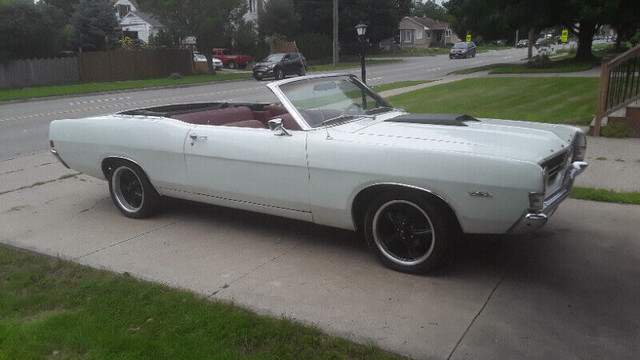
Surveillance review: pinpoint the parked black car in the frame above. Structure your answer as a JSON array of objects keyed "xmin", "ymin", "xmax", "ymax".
[
  {"xmin": 516, "ymin": 39, "xmax": 529, "ymax": 48},
  {"xmin": 252, "ymin": 53, "xmax": 307, "ymax": 81},
  {"xmin": 449, "ymin": 41, "xmax": 477, "ymax": 59}
]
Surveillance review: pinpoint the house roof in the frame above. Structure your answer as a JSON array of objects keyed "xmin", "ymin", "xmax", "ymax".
[
  {"xmin": 130, "ymin": 11, "xmax": 163, "ymax": 27},
  {"xmin": 402, "ymin": 16, "xmax": 450, "ymax": 30}
]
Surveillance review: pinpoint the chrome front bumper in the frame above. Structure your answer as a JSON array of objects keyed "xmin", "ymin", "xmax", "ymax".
[{"xmin": 509, "ymin": 161, "xmax": 588, "ymax": 234}]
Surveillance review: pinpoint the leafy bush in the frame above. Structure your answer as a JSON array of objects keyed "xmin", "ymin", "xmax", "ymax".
[
  {"xmin": 168, "ymin": 73, "xmax": 183, "ymax": 79},
  {"xmin": 526, "ymin": 54, "xmax": 553, "ymax": 69},
  {"xmin": 295, "ymin": 33, "xmax": 332, "ymax": 61},
  {"xmin": 601, "ymin": 122, "xmax": 629, "ymax": 138}
]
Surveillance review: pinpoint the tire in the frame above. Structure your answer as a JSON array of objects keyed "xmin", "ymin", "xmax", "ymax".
[
  {"xmin": 298, "ymin": 66, "xmax": 307, "ymax": 76},
  {"xmin": 275, "ymin": 68, "xmax": 284, "ymax": 80},
  {"xmin": 449, "ymin": 55, "xmax": 453, "ymax": 59},
  {"xmin": 228, "ymin": 61, "xmax": 236, "ymax": 69},
  {"xmin": 108, "ymin": 160, "xmax": 161, "ymax": 219},
  {"xmin": 253, "ymin": 75, "xmax": 263, "ymax": 81},
  {"xmin": 364, "ymin": 191, "xmax": 452, "ymax": 274}
]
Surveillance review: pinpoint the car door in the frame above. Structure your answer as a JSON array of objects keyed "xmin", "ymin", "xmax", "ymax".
[
  {"xmin": 183, "ymin": 125, "xmax": 311, "ymax": 212},
  {"xmin": 283, "ymin": 54, "xmax": 296, "ymax": 75}
]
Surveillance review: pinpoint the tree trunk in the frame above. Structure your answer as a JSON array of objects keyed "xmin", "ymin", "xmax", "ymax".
[{"xmin": 574, "ymin": 22, "xmax": 597, "ymax": 61}]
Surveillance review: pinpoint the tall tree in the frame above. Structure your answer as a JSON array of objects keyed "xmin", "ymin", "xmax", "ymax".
[
  {"xmin": 71, "ymin": 0, "xmax": 118, "ymax": 51},
  {"xmin": 258, "ymin": 0, "xmax": 300, "ymax": 40},
  {"xmin": 0, "ymin": 1, "xmax": 66, "ymax": 61},
  {"xmin": 413, "ymin": 0, "xmax": 447, "ymax": 21},
  {"xmin": 395, "ymin": 0, "xmax": 414, "ymax": 17},
  {"xmin": 42, "ymin": 0, "xmax": 81, "ymax": 20},
  {"xmin": 140, "ymin": 0, "xmax": 246, "ymax": 73}
]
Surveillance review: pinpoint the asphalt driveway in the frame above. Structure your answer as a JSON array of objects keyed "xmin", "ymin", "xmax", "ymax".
[{"xmin": 1, "ymin": 152, "xmax": 639, "ymax": 359}]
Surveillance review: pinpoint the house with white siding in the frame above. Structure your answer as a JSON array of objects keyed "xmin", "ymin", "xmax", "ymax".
[{"xmin": 112, "ymin": 0, "xmax": 163, "ymax": 43}]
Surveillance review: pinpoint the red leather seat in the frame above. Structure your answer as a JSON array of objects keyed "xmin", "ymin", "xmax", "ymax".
[{"xmin": 174, "ymin": 106, "xmax": 255, "ymax": 125}]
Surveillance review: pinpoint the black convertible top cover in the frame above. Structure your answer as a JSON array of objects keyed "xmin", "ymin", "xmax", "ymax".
[{"xmin": 387, "ymin": 113, "xmax": 479, "ymax": 126}]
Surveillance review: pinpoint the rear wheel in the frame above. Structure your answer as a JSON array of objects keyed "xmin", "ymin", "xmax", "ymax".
[
  {"xmin": 108, "ymin": 160, "xmax": 160, "ymax": 219},
  {"xmin": 364, "ymin": 192, "xmax": 452, "ymax": 274},
  {"xmin": 298, "ymin": 66, "xmax": 306, "ymax": 76}
]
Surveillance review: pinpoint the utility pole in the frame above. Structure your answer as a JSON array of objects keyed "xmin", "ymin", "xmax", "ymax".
[{"xmin": 333, "ymin": 0, "xmax": 339, "ymax": 66}]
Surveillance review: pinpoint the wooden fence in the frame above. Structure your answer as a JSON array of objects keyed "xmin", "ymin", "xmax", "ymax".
[
  {"xmin": 0, "ymin": 57, "xmax": 79, "ymax": 89},
  {"xmin": 77, "ymin": 49, "xmax": 194, "ymax": 82}
]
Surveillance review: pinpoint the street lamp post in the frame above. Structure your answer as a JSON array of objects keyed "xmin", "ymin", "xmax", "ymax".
[{"xmin": 355, "ymin": 22, "xmax": 368, "ymax": 85}]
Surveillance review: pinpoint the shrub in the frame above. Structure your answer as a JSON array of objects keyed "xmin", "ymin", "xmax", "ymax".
[
  {"xmin": 295, "ymin": 33, "xmax": 332, "ymax": 61},
  {"xmin": 601, "ymin": 122, "xmax": 629, "ymax": 138},
  {"xmin": 168, "ymin": 73, "xmax": 182, "ymax": 79},
  {"xmin": 526, "ymin": 54, "xmax": 553, "ymax": 69}
]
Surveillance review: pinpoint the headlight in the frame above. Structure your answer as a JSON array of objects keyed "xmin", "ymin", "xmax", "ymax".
[
  {"xmin": 573, "ymin": 132, "xmax": 587, "ymax": 161},
  {"xmin": 267, "ymin": 64, "xmax": 276, "ymax": 69}
]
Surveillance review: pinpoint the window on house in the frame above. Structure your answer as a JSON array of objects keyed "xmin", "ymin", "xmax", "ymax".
[
  {"xmin": 446, "ymin": 29, "xmax": 452, "ymax": 37},
  {"xmin": 249, "ymin": 0, "xmax": 257, "ymax": 13},
  {"xmin": 426, "ymin": 30, "xmax": 432, "ymax": 39},
  {"xmin": 117, "ymin": 4, "xmax": 131, "ymax": 18},
  {"xmin": 416, "ymin": 30, "xmax": 423, "ymax": 40},
  {"xmin": 401, "ymin": 29, "xmax": 414, "ymax": 44}
]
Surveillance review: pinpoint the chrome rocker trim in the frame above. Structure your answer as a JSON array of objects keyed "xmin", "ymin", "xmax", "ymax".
[{"xmin": 51, "ymin": 149, "xmax": 70, "ymax": 169}]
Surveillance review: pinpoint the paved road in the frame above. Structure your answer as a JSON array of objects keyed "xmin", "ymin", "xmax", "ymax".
[
  {"xmin": 1, "ymin": 152, "xmax": 638, "ymax": 359},
  {"xmin": 0, "ymin": 47, "xmax": 528, "ymax": 161}
]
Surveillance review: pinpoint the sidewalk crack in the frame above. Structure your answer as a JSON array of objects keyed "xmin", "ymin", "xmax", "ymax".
[
  {"xmin": 74, "ymin": 220, "xmax": 182, "ymax": 261},
  {"xmin": 447, "ymin": 264, "xmax": 510, "ymax": 360},
  {"xmin": 208, "ymin": 245, "xmax": 296, "ymax": 298}
]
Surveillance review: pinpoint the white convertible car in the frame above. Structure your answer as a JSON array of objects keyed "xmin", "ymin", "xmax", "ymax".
[{"xmin": 49, "ymin": 74, "xmax": 587, "ymax": 273}]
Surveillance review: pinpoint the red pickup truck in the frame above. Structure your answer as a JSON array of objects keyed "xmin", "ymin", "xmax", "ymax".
[{"xmin": 211, "ymin": 48, "xmax": 252, "ymax": 69}]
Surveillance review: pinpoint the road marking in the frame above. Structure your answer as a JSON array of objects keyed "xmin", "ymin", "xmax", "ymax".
[
  {"xmin": 68, "ymin": 96, "xmax": 131, "ymax": 106},
  {"xmin": 1, "ymin": 87, "xmax": 265, "ymax": 123}
]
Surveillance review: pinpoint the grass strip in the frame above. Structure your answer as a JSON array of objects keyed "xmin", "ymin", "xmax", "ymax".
[
  {"xmin": 308, "ymin": 59, "xmax": 401, "ymax": 71},
  {"xmin": 0, "ymin": 244, "xmax": 401, "ymax": 359},
  {"xmin": 0, "ymin": 73, "xmax": 253, "ymax": 102},
  {"xmin": 570, "ymin": 187, "xmax": 640, "ymax": 205},
  {"xmin": 451, "ymin": 58, "xmax": 597, "ymax": 75},
  {"xmin": 387, "ymin": 77, "xmax": 598, "ymax": 125}
]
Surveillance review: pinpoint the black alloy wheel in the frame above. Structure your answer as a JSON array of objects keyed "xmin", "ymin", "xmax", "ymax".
[
  {"xmin": 108, "ymin": 160, "xmax": 161, "ymax": 219},
  {"xmin": 364, "ymin": 192, "xmax": 452, "ymax": 273}
]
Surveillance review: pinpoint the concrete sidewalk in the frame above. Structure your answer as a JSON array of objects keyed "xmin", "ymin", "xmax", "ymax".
[{"xmin": 1, "ymin": 152, "xmax": 639, "ymax": 359}]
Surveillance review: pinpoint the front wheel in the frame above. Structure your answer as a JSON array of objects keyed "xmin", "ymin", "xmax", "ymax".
[
  {"xmin": 298, "ymin": 66, "xmax": 307, "ymax": 76},
  {"xmin": 108, "ymin": 160, "xmax": 161, "ymax": 219},
  {"xmin": 364, "ymin": 192, "xmax": 452, "ymax": 274},
  {"xmin": 275, "ymin": 68, "xmax": 284, "ymax": 80},
  {"xmin": 228, "ymin": 61, "xmax": 236, "ymax": 69}
]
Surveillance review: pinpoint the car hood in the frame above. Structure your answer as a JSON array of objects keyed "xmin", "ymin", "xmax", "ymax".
[
  {"xmin": 255, "ymin": 61, "xmax": 277, "ymax": 67},
  {"xmin": 334, "ymin": 113, "xmax": 575, "ymax": 164}
]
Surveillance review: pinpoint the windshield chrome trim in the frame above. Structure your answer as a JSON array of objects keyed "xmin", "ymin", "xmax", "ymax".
[{"xmin": 267, "ymin": 73, "xmax": 391, "ymax": 131}]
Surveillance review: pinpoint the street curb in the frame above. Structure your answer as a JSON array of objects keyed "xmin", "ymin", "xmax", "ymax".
[{"xmin": 0, "ymin": 76, "xmax": 254, "ymax": 105}]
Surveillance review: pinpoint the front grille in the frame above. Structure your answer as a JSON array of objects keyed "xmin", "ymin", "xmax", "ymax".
[{"xmin": 541, "ymin": 150, "xmax": 569, "ymax": 184}]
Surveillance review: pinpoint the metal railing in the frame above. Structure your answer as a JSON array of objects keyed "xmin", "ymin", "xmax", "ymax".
[{"xmin": 594, "ymin": 44, "xmax": 640, "ymax": 136}]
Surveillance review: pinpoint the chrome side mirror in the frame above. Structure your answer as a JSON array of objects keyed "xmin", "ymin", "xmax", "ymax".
[{"xmin": 268, "ymin": 118, "xmax": 291, "ymax": 136}]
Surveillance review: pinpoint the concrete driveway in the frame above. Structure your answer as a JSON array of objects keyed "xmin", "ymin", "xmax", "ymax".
[{"xmin": 1, "ymin": 152, "xmax": 639, "ymax": 359}]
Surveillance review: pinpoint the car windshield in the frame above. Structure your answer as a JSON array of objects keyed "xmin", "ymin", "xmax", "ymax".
[
  {"xmin": 263, "ymin": 54, "xmax": 285, "ymax": 62},
  {"xmin": 453, "ymin": 42, "xmax": 467, "ymax": 49},
  {"xmin": 276, "ymin": 76, "xmax": 394, "ymax": 128}
]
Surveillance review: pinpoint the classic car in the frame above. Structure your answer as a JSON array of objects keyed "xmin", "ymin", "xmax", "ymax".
[{"xmin": 49, "ymin": 74, "xmax": 587, "ymax": 274}]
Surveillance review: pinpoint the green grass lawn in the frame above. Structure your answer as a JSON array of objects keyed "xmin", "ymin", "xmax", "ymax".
[
  {"xmin": 0, "ymin": 73, "xmax": 253, "ymax": 102},
  {"xmin": 452, "ymin": 58, "xmax": 598, "ymax": 75},
  {"xmin": 387, "ymin": 77, "xmax": 599, "ymax": 125},
  {"xmin": 0, "ymin": 244, "xmax": 400, "ymax": 360}
]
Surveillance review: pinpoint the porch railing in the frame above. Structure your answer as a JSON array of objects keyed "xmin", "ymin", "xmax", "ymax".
[{"xmin": 594, "ymin": 44, "xmax": 640, "ymax": 136}]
